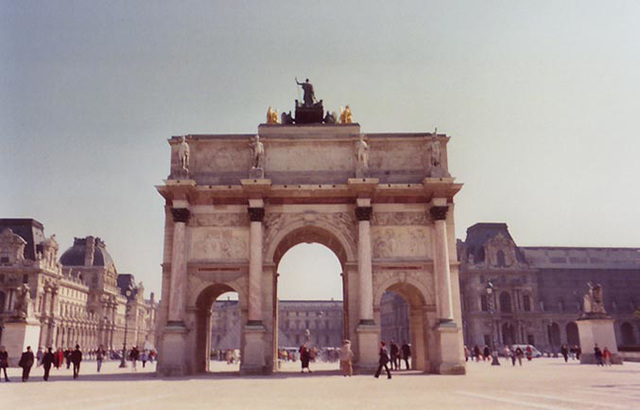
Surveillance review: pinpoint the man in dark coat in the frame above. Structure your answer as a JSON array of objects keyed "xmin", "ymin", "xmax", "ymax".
[
  {"xmin": 71, "ymin": 344, "xmax": 83, "ymax": 379},
  {"xmin": 19, "ymin": 346, "xmax": 35, "ymax": 382},
  {"xmin": 401, "ymin": 341, "xmax": 411, "ymax": 370},
  {"xmin": 0, "ymin": 346, "xmax": 10, "ymax": 382},
  {"xmin": 374, "ymin": 341, "xmax": 392, "ymax": 379},
  {"xmin": 42, "ymin": 347, "xmax": 55, "ymax": 381},
  {"xmin": 389, "ymin": 340, "xmax": 399, "ymax": 370}
]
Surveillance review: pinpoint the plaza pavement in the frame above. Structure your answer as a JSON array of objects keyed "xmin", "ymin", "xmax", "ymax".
[{"xmin": 2, "ymin": 357, "xmax": 639, "ymax": 409}]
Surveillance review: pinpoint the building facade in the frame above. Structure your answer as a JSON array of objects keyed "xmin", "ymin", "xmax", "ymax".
[
  {"xmin": 457, "ymin": 223, "xmax": 640, "ymax": 353},
  {"xmin": 0, "ymin": 219, "xmax": 156, "ymax": 364}
]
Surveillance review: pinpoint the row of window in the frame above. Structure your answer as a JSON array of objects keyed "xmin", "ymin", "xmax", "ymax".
[{"xmin": 479, "ymin": 292, "xmax": 531, "ymax": 313}]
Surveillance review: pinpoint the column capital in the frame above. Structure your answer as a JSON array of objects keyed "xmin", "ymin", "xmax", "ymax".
[
  {"xmin": 171, "ymin": 208, "xmax": 191, "ymax": 223},
  {"xmin": 248, "ymin": 207, "xmax": 265, "ymax": 222},
  {"xmin": 355, "ymin": 206, "xmax": 373, "ymax": 221},
  {"xmin": 430, "ymin": 205, "xmax": 449, "ymax": 221}
]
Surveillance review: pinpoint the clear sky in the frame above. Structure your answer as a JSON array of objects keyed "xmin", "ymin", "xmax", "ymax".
[{"xmin": 2, "ymin": 1, "xmax": 639, "ymax": 300}]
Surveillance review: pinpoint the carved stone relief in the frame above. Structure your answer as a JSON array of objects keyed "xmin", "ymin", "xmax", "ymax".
[
  {"xmin": 0, "ymin": 228, "xmax": 27, "ymax": 264},
  {"xmin": 372, "ymin": 226, "xmax": 431, "ymax": 258},
  {"xmin": 189, "ymin": 228, "xmax": 249, "ymax": 260},
  {"xmin": 372, "ymin": 212, "xmax": 428, "ymax": 226},
  {"xmin": 484, "ymin": 232, "xmax": 518, "ymax": 268},
  {"xmin": 192, "ymin": 213, "xmax": 249, "ymax": 227}
]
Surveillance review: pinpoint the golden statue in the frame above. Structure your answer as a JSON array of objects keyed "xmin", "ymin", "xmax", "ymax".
[
  {"xmin": 266, "ymin": 107, "xmax": 279, "ymax": 124},
  {"xmin": 339, "ymin": 105, "xmax": 353, "ymax": 124}
]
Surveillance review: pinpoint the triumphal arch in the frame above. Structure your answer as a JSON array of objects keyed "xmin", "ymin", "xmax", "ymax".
[{"xmin": 156, "ymin": 86, "xmax": 465, "ymax": 376}]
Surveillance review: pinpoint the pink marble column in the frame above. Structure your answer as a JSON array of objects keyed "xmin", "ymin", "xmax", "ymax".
[
  {"xmin": 431, "ymin": 204, "xmax": 454, "ymax": 322},
  {"xmin": 248, "ymin": 207, "xmax": 265, "ymax": 324},
  {"xmin": 168, "ymin": 208, "xmax": 190, "ymax": 324},
  {"xmin": 356, "ymin": 206, "xmax": 374, "ymax": 324}
]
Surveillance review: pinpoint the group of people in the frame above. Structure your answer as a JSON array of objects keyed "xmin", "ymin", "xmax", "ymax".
[
  {"xmin": 0, "ymin": 343, "xmax": 156, "ymax": 382},
  {"xmin": 5, "ymin": 345, "xmax": 83, "ymax": 382},
  {"xmin": 559, "ymin": 344, "xmax": 583, "ymax": 361},
  {"xmin": 373, "ymin": 340, "xmax": 411, "ymax": 380},
  {"xmin": 593, "ymin": 344, "xmax": 613, "ymax": 366}
]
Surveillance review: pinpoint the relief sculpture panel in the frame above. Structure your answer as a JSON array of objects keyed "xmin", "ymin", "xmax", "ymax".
[
  {"xmin": 372, "ymin": 226, "xmax": 432, "ymax": 259},
  {"xmin": 189, "ymin": 227, "xmax": 249, "ymax": 261}
]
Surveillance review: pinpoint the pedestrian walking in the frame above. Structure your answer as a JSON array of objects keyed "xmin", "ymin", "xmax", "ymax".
[
  {"xmin": 594, "ymin": 344, "xmax": 604, "ymax": 366},
  {"xmin": 96, "ymin": 345, "xmax": 106, "ymax": 372},
  {"xmin": 64, "ymin": 347, "xmax": 72, "ymax": 369},
  {"xmin": 141, "ymin": 350, "xmax": 148, "ymax": 368},
  {"xmin": 515, "ymin": 346, "xmax": 524, "ymax": 366},
  {"xmin": 0, "ymin": 346, "xmax": 10, "ymax": 382},
  {"xmin": 42, "ymin": 347, "xmax": 54, "ymax": 381},
  {"xmin": 560, "ymin": 344, "xmax": 569, "ymax": 362},
  {"xmin": 129, "ymin": 346, "xmax": 140, "ymax": 371},
  {"xmin": 525, "ymin": 345, "xmax": 533, "ymax": 361},
  {"xmin": 19, "ymin": 346, "xmax": 35, "ymax": 382},
  {"xmin": 339, "ymin": 339, "xmax": 354, "ymax": 377},
  {"xmin": 71, "ymin": 344, "xmax": 83, "ymax": 379},
  {"xmin": 401, "ymin": 341, "xmax": 411, "ymax": 370},
  {"xmin": 390, "ymin": 340, "xmax": 399, "ymax": 370},
  {"xmin": 603, "ymin": 347, "xmax": 612, "ymax": 366},
  {"xmin": 374, "ymin": 341, "xmax": 392, "ymax": 379},
  {"xmin": 54, "ymin": 348, "xmax": 64, "ymax": 369},
  {"xmin": 36, "ymin": 347, "xmax": 44, "ymax": 367},
  {"xmin": 576, "ymin": 345, "xmax": 582, "ymax": 360},
  {"xmin": 299, "ymin": 344, "xmax": 312, "ymax": 373}
]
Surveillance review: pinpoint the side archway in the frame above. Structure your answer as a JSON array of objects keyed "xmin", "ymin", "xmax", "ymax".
[{"xmin": 194, "ymin": 283, "xmax": 243, "ymax": 373}]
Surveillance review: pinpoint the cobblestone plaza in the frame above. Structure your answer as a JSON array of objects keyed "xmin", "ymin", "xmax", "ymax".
[{"xmin": 4, "ymin": 358, "xmax": 639, "ymax": 409}]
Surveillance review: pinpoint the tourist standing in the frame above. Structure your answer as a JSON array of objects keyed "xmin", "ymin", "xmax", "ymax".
[
  {"xmin": 36, "ymin": 347, "xmax": 44, "ymax": 367},
  {"xmin": 141, "ymin": 350, "xmax": 148, "ymax": 368},
  {"xmin": 464, "ymin": 346, "xmax": 470, "ymax": 362},
  {"xmin": 64, "ymin": 347, "xmax": 72, "ymax": 369},
  {"xmin": 374, "ymin": 341, "xmax": 392, "ymax": 379},
  {"xmin": 96, "ymin": 345, "xmax": 105, "ymax": 372},
  {"xmin": 576, "ymin": 345, "xmax": 582, "ymax": 360},
  {"xmin": 129, "ymin": 346, "xmax": 140, "ymax": 371},
  {"xmin": 483, "ymin": 345, "xmax": 491, "ymax": 361},
  {"xmin": 401, "ymin": 341, "xmax": 411, "ymax": 370},
  {"xmin": 42, "ymin": 347, "xmax": 54, "ymax": 381},
  {"xmin": 560, "ymin": 344, "xmax": 569, "ymax": 362},
  {"xmin": 71, "ymin": 344, "xmax": 83, "ymax": 379},
  {"xmin": 473, "ymin": 345, "xmax": 481, "ymax": 362},
  {"xmin": 0, "ymin": 346, "xmax": 10, "ymax": 382},
  {"xmin": 603, "ymin": 347, "xmax": 612, "ymax": 366},
  {"xmin": 594, "ymin": 344, "xmax": 604, "ymax": 366},
  {"xmin": 54, "ymin": 348, "xmax": 64, "ymax": 369},
  {"xmin": 390, "ymin": 340, "xmax": 399, "ymax": 370},
  {"xmin": 525, "ymin": 345, "xmax": 533, "ymax": 361},
  {"xmin": 19, "ymin": 346, "xmax": 35, "ymax": 382},
  {"xmin": 339, "ymin": 339, "xmax": 354, "ymax": 377},
  {"xmin": 300, "ymin": 344, "xmax": 311, "ymax": 373}
]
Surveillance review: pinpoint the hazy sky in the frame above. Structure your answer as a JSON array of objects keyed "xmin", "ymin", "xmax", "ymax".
[{"xmin": 2, "ymin": 1, "xmax": 639, "ymax": 300}]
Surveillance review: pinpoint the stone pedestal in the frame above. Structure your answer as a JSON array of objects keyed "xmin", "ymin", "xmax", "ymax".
[
  {"xmin": 355, "ymin": 322, "xmax": 380, "ymax": 372},
  {"xmin": 157, "ymin": 324, "xmax": 189, "ymax": 376},
  {"xmin": 3, "ymin": 319, "xmax": 42, "ymax": 367},
  {"xmin": 577, "ymin": 317, "xmax": 622, "ymax": 365},
  {"xmin": 240, "ymin": 324, "xmax": 269, "ymax": 374},
  {"xmin": 433, "ymin": 322, "xmax": 466, "ymax": 375}
]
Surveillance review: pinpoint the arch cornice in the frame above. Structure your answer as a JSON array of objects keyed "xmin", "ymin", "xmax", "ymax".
[{"xmin": 373, "ymin": 269, "xmax": 433, "ymax": 307}]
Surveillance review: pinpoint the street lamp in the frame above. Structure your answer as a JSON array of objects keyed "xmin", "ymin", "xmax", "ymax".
[
  {"xmin": 119, "ymin": 289, "xmax": 132, "ymax": 368},
  {"xmin": 485, "ymin": 281, "xmax": 500, "ymax": 366}
]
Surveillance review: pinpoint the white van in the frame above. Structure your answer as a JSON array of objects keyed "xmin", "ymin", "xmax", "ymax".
[{"xmin": 510, "ymin": 344, "xmax": 543, "ymax": 358}]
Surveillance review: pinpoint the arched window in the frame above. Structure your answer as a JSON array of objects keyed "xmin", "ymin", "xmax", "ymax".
[
  {"xmin": 548, "ymin": 322, "xmax": 561, "ymax": 347},
  {"xmin": 497, "ymin": 250, "xmax": 506, "ymax": 267},
  {"xmin": 566, "ymin": 322, "xmax": 579, "ymax": 346},
  {"xmin": 621, "ymin": 322, "xmax": 636, "ymax": 345},
  {"xmin": 502, "ymin": 322, "xmax": 516, "ymax": 346},
  {"xmin": 499, "ymin": 291, "xmax": 512, "ymax": 313}
]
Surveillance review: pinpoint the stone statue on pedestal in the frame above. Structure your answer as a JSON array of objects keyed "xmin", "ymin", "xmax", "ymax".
[
  {"xmin": 249, "ymin": 135, "xmax": 265, "ymax": 178},
  {"xmin": 266, "ymin": 107, "xmax": 279, "ymax": 124},
  {"xmin": 177, "ymin": 135, "xmax": 190, "ymax": 175},
  {"xmin": 355, "ymin": 134, "xmax": 369, "ymax": 178},
  {"xmin": 296, "ymin": 78, "xmax": 316, "ymax": 107},
  {"xmin": 340, "ymin": 106, "xmax": 353, "ymax": 124},
  {"xmin": 427, "ymin": 130, "xmax": 451, "ymax": 178},
  {"xmin": 13, "ymin": 284, "xmax": 31, "ymax": 319},
  {"xmin": 583, "ymin": 282, "xmax": 607, "ymax": 316}
]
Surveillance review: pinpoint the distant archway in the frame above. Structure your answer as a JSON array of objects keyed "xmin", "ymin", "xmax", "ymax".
[
  {"xmin": 566, "ymin": 322, "xmax": 579, "ymax": 346},
  {"xmin": 548, "ymin": 322, "xmax": 561, "ymax": 349}
]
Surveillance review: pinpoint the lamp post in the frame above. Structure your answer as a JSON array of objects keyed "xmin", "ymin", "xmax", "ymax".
[
  {"xmin": 485, "ymin": 281, "xmax": 501, "ymax": 366},
  {"xmin": 119, "ymin": 289, "xmax": 132, "ymax": 368}
]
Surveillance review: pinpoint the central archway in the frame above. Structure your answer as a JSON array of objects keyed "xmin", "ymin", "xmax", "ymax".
[{"xmin": 266, "ymin": 222, "xmax": 356, "ymax": 373}]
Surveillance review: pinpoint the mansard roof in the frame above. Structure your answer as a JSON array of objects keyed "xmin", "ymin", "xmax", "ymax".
[
  {"xmin": 462, "ymin": 222, "xmax": 526, "ymax": 264},
  {"xmin": 0, "ymin": 218, "xmax": 46, "ymax": 261}
]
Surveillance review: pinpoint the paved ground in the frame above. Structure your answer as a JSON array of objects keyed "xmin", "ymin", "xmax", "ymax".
[{"xmin": 2, "ymin": 358, "xmax": 639, "ymax": 409}]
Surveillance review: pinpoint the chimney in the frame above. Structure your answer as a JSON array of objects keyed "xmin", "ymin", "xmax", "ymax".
[{"xmin": 84, "ymin": 236, "xmax": 95, "ymax": 266}]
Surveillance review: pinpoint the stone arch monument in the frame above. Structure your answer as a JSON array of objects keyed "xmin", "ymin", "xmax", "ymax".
[{"xmin": 156, "ymin": 115, "xmax": 465, "ymax": 376}]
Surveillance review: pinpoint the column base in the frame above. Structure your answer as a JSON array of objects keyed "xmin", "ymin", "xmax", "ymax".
[
  {"xmin": 157, "ymin": 323, "xmax": 190, "ymax": 377},
  {"xmin": 577, "ymin": 318, "xmax": 623, "ymax": 365},
  {"xmin": 240, "ymin": 323, "xmax": 270, "ymax": 375},
  {"xmin": 433, "ymin": 322, "xmax": 466, "ymax": 375},
  {"xmin": 355, "ymin": 322, "xmax": 380, "ymax": 373}
]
